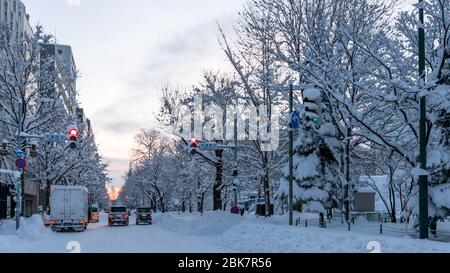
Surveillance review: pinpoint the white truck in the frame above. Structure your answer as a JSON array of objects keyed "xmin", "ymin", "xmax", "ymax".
[{"xmin": 49, "ymin": 185, "xmax": 89, "ymax": 232}]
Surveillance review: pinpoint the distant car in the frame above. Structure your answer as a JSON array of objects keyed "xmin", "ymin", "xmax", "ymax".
[
  {"xmin": 108, "ymin": 205, "xmax": 129, "ymax": 226},
  {"xmin": 90, "ymin": 205, "xmax": 100, "ymax": 223},
  {"xmin": 136, "ymin": 207, "xmax": 152, "ymax": 225}
]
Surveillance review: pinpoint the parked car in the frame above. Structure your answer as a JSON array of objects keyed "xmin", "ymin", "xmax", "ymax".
[
  {"xmin": 108, "ymin": 205, "xmax": 129, "ymax": 226},
  {"xmin": 49, "ymin": 185, "xmax": 89, "ymax": 232},
  {"xmin": 136, "ymin": 207, "xmax": 152, "ymax": 225}
]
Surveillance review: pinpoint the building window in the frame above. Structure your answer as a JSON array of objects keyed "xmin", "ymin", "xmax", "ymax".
[{"xmin": 4, "ymin": 2, "xmax": 8, "ymax": 22}]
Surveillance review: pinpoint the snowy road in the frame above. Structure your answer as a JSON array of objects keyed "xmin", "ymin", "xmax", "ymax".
[
  {"xmin": 1, "ymin": 212, "xmax": 449, "ymax": 253},
  {"xmin": 0, "ymin": 213, "xmax": 224, "ymax": 253}
]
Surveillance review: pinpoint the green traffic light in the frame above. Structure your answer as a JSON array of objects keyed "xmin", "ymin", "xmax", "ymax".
[{"xmin": 312, "ymin": 117, "xmax": 319, "ymax": 123}]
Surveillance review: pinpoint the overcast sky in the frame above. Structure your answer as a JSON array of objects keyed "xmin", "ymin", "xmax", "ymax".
[{"xmin": 22, "ymin": 0, "xmax": 245, "ymax": 188}]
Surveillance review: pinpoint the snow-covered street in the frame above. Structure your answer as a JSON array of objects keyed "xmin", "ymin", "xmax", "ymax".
[
  {"xmin": 1, "ymin": 212, "xmax": 449, "ymax": 253},
  {"xmin": 0, "ymin": 213, "xmax": 224, "ymax": 253}
]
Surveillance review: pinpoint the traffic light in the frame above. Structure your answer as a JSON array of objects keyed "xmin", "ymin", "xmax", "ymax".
[
  {"xmin": 303, "ymin": 87, "xmax": 321, "ymax": 126},
  {"xmin": 0, "ymin": 139, "xmax": 8, "ymax": 156},
  {"xmin": 30, "ymin": 141, "xmax": 38, "ymax": 158},
  {"xmin": 68, "ymin": 126, "xmax": 79, "ymax": 149},
  {"xmin": 189, "ymin": 137, "xmax": 198, "ymax": 155}
]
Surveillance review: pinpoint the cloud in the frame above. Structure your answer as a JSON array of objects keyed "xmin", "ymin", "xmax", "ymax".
[
  {"xmin": 66, "ymin": 0, "xmax": 81, "ymax": 6},
  {"xmin": 127, "ymin": 11, "xmax": 239, "ymax": 92},
  {"xmin": 100, "ymin": 120, "xmax": 145, "ymax": 134}
]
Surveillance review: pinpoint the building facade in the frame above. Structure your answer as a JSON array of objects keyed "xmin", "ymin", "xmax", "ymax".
[
  {"xmin": 40, "ymin": 43, "xmax": 78, "ymax": 116},
  {"xmin": 0, "ymin": 0, "xmax": 32, "ymax": 38},
  {"xmin": 0, "ymin": 0, "xmax": 33, "ymax": 220}
]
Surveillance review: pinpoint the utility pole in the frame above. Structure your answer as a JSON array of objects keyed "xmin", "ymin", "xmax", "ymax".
[
  {"xmin": 289, "ymin": 83, "xmax": 294, "ymax": 226},
  {"xmin": 418, "ymin": 0, "xmax": 429, "ymax": 240},
  {"xmin": 232, "ymin": 113, "xmax": 239, "ymax": 208},
  {"xmin": 16, "ymin": 101, "xmax": 24, "ymax": 230}
]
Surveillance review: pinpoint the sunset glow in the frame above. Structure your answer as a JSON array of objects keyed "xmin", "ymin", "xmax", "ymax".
[{"xmin": 107, "ymin": 186, "xmax": 121, "ymax": 201}]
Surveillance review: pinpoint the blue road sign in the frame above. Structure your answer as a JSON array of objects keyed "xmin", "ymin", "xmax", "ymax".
[
  {"xmin": 44, "ymin": 133, "xmax": 66, "ymax": 143},
  {"xmin": 291, "ymin": 110, "xmax": 301, "ymax": 129},
  {"xmin": 199, "ymin": 142, "xmax": 218, "ymax": 151},
  {"xmin": 15, "ymin": 150, "xmax": 26, "ymax": 159}
]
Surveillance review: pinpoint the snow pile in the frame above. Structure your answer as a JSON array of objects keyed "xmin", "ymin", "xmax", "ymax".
[
  {"xmin": 410, "ymin": 167, "xmax": 430, "ymax": 177},
  {"xmin": 303, "ymin": 88, "xmax": 321, "ymax": 100},
  {"xmin": 429, "ymin": 84, "xmax": 450, "ymax": 123},
  {"xmin": 0, "ymin": 215, "xmax": 50, "ymax": 248},
  {"xmin": 318, "ymin": 122, "xmax": 336, "ymax": 137},
  {"xmin": 428, "ymin": 148, "xmax": 450, "ymax": 170},
  {"xmin": 156, "ymin": 211, "xmax": 243, "ymax": 236},
  {"xmin": 217, "ymin": 219, "xmax": 450, "ymax": 253},
  {"xmin": 293, "ymin": 153, "xmax": 320, "ymax": 180}
]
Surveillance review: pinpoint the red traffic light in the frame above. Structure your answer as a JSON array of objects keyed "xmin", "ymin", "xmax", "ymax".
[
  {"xmin": 68, "ymin": 128, "xmax": 78, "ymax": 149},
  {"xmin": 69, "ymin": 128, "xmax": 78, "ymax": 136},
  {"xmin": 190, "ymin": 137, "xmax": 198, "ymax": 148}
]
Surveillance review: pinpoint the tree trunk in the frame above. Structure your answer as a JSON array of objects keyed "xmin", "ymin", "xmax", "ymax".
[
  {"xmin": 263, "ymin": 173, "xmax": 271, "ymax": 217},
  {"xmin": 430, "ymin": 217, "xmax": 438, "ymax": 236},
  {"xmin": 46, "ymin": 181, "xmax": 51, "ymax": 214},
  {"xmin": 189, "ymin": 193, "xmax": 192, "ymax": 213},
  {"xmin": 181, "ymin": 200, "xmax": 186, "ymax": 213},
  {"xmin": 344, "ymin": 128, "xmax": 351, "ymax": 223},
  {"xmin": 213, "ymin": 149, "xmax": 223, "ymax": 211},
  {"xmin": 197, "ymin": 195, "xmax": 202, "ymax": 213},
  {"xmin": 389, "ymin": 183, "xmax": 397, "ymax": 223},
  {"xmin": 199, "ymin": 193, "xmax": 205, "ymax": 213}
]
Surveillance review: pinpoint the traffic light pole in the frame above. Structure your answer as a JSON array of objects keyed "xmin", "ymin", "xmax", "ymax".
[
  {"xmin": 289, "ymin": 83, "xmax": 294, "ymax": 226},
  {"xmin": 418, "ymin": 0, "xmax": 429, "ymax": 240}
]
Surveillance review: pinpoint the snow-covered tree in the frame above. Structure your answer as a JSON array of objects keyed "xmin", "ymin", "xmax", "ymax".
[
  {"xmin": 0, "ymin": 22, "xmax": 110, "ymax": 212},
  {"xmin": 218, "ymin": 1, "xmax": 291, "ymax": 215},
  {"xmin": 277, "ymin": 87, "xmax": 339, "ymax": 214}
]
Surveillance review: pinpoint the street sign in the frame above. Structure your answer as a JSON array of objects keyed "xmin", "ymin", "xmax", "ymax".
[
  {"xmin": 44, "ymin": 133, "xmax": 67, "ymax": 143},
  {"xmin": 15, "ymin": 158, "xmax": 26, "ymax": 169},
  {"xmin": 199, "ymin": 142, "xmax": 219, "ymax": 151},
  {"xmin": 15, "ymin": 150, "xmax": 26, "ymax": 159},
  {"xmin": 290, "ymin": 110, "xmax": 301, "ymax": 129}
]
